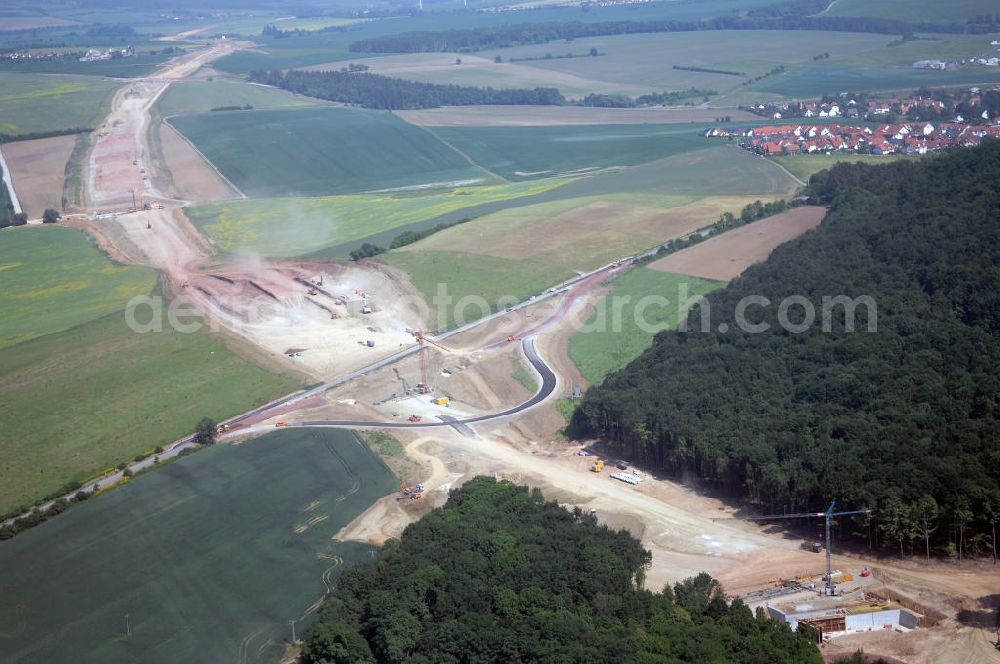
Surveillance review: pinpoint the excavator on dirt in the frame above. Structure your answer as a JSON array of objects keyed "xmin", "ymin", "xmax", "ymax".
[{"xmin": 400, "ymin": 481, "xmax": 424, "ymax": 500}]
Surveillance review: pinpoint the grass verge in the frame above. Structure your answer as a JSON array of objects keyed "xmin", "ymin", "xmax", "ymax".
[
  {"xmin": 569, "ymin": 267, "xmax": 724, "ymax": 383},
  {"xmin": 0, "ymin": 312, "xmax": 299, "ymax": 514}
]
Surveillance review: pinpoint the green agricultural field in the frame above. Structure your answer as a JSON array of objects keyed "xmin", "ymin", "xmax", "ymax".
[
  {"xmin": 0, "ymin": 226, "xmax": 156, "ymax": 348},
  {"xmin": 749, "ymin": 64, "xmax": 1000, "ymax": 98},
  {"xmin": 344, "ymin": 52, "xmax": 639, "ymax": 99},
  {"xmin": 834, "ymin": 34, "xmax": 999, "ymax": 69},
  {"xmin": 0, "ymin": 73, "xmax": 119, "ymax": 136},
  {"xmin": 384, "ymin": 192, "xmax": 740, "ymax": 330},
  {"xmin": 481, "ymin": 30, "xmax": 894, "ymax": 97},
  {"xmin": 772, "ymin": 153, "xmax": 911, "ymax": 182},
  {"xmin": 210, "ymin": 1, "xmax": 781, "ymax": 75},
  {"xmin": 822, "ymin": 0, "xmax": 998, "ymax": 22},
  {"xmin": 384, "ymin": 146, "xmax": 796, "ymax": 330},
  {"xmin": 186, "ymin": 179, "xmax": 570, "ymax": 258},
  {"xmin": 0, "ymin": 428, "xmax": 396, "ymax": 663},
  {"xmin": 0, "ymin": 52, "xmax": 173, "ymax": 77},
  {"xmin": 569, "ymin": 268, "xmax": 723, "ymax": 383},
  {"xmin": 169, "ymin": 107, "xmax": 494, "ymax": 197},
  {"xmin": 155, "ymin": 77, "xmax": 321, "ymax": 117},
  {"xmin": 549, "ymin": 146, "xmax": 799, "ymax": 198},
  {"xmin": 387, "ymin": 250, "xmax": 570, "ymax": 330},
  {"xmin": 430, "ymin": 124, "xmax": 714, "ymax": 180},
  {"xmin": 0, "ymin": 312, "xmax": 299, "ymax": 514}
]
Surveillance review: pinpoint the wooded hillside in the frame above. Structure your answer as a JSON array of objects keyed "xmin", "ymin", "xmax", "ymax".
[
  {"xmin": 572, "ymin": 141, "xmax": 1000, "ymax": 560},
  {"xmin": 300, "ymin": 477, "xmax": 821, "ymax": 663}
]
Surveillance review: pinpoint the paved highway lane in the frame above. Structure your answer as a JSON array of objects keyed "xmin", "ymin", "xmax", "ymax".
[{"xmin": 294, "ymin": 336, "xmax": 558, "ymax": 430}]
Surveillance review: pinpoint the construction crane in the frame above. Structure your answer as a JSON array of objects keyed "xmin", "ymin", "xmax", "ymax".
[
  {"xmin": 739, "ymin": 501, "xmax": 871, "ymax": 596},
  {"xmin": 408, "ymin": 329, "xmax": 450, "ymax": 394}
]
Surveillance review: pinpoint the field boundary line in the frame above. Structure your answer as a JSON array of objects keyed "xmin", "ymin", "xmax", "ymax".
[
  {"xmin": 766, "ymin": 154, "xmax": 807, "ymax": 187},
  {"xmin": 417, "ymin": 124, "xmax": 511, "ymax": 184},
  {"xmin": 162, "ymin": 117, "xmax": 246, "ymax": 199}
]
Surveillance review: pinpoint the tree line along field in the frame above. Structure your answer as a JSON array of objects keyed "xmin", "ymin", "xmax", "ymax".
[
  {"xmin": 0, "ymin": 429, "xmax": 395, "ymax": 663},
  {"xmin": 168, "ymin": 107, "xmax": 495, "ymax": 198},
  {"xmin": 0, "ymin": 73, "xmax": 119, "ymax": 136},
  {"xmin": 0, "ymin": 226, "xmax": 155, "ymax": 348},
  {"xmin": 186, "ymin": 178, "xmax": 570, "ymax": 258}
]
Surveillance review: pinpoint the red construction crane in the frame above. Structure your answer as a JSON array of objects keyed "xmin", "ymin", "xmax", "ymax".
[{"xmin": 408, "ymin": 329, "xmax": 451, "ymax": 394}]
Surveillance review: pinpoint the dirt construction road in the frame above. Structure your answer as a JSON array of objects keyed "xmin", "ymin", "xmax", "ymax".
[{"xmin": 84, "ymin": 41, "xmax": 240, "ymax": 210}]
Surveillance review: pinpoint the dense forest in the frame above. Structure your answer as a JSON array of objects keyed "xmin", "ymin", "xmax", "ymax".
[
  {"xmin": 572, "ymin": 141, "xmax": 1000, "ymax": 561},
  {"xmin": 248, "ymin": 69, "xmax": 565, "ymax": 109},
  {"xmin": 300, "ymin": 477, "xmax": 823, "ymax": 663},
  {"xmin": 345, "ymin": 13, "xmax": 985, "ymax": 54}
]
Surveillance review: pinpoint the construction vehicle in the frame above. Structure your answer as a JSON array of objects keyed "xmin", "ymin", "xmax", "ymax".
[
  {"xmin": 360, "ymin": 301, "xmax": 373, "ymax": 314},
  {"xmin": 216, "ymin": 423, "xmax": 231, "ymax": 434},
  {"xmin": 400, "ymin": 481, "xmax": 423, "ymax": 500},
  {"xmin": 432, "ymin": 396, "xmax": 450, "ymax": 406},
  {"xmin": 591, "ymin": 460, "xmax": 605, "ymax": 473},
  {"xmin": 408, "ymin": 415, "xmax": 422, "ymax": 422}
]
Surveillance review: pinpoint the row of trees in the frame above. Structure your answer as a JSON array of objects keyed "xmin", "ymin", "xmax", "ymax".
[
  {"xmin": 250, "ymin": 69, "xmax": 716, "ymax": 111},
  {"xmin": 248, "ymin": 69, "xmax": 565, "ymax": 110},
  {"xmin": 1, "ymin": 418, "xmax": 214, "ymax": 540},
  {"xmin": 571, "ymin": 141, "xmax": 1000, "ymax": 560},
  {"xmin": 636, "ymin": 199, "xmax": 792, "ymax": 267},
  {"xmin": 300, "ymin": 477, "xmax": 825, "ymax": 663},
  {"xmin": 347, "ymin": 15, "xmax": 929, "ymax": 54},
  {"xmin": 0, "ymin": 207, "xmax": 60, "ymax": 228}
]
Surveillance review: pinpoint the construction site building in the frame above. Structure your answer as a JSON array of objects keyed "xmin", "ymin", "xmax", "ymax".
[{"xmin": 767, "ymin": 590, "xmax": 921, "ymax": 642}]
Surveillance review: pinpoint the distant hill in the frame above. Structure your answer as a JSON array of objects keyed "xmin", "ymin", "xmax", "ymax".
[
  {"xmin": 300, "ymin": 477, "xmax": 822, "ymax": 663},
  {"xmin": 573, "ymin": 141, "xmax": 1000, "ymax": 559}
]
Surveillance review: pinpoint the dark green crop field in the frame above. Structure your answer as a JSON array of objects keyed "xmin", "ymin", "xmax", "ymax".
[
  {"xmin": 432, "ymin": 124, "xmax": 714, "ymax": 180},
  {"xmin": 170, "ymin": 107, "xmax": 491, "ymax": 197},
  {"xmin": 0, "ymin": 428, "xmax": 396, "ymax": 663}
]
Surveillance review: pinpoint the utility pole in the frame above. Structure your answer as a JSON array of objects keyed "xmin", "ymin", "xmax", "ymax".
[
  {"xmin": 124, "ymin": 613, "xmax": 131, "ymax": 638},
  {"xmin": 288, "ymin": 619, "xmax": 297, "ymax": 643}
]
